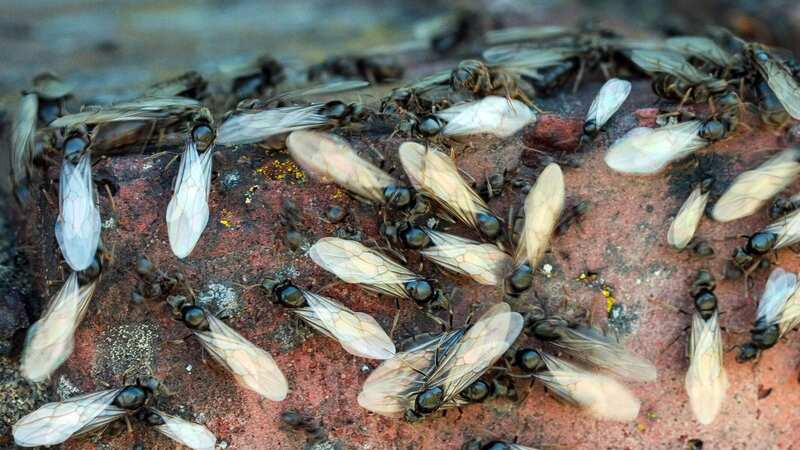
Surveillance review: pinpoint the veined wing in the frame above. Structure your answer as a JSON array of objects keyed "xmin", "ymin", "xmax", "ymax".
[
  {"xmin": 216, "ymin": 105, "xmax": 328, "ymax": 146},
  {"xmin": 752, "ymin": 48, "xmax": 800, "ymax": 120},
  {"xmin": 11, "ymin": 93, "xmax": 38, "ymax": 185},
  {"xmin": 712, "ymin": 148, "xmax": 800, "ymax": 222},
  {"xmin": 483, "ymin": 45, "xmax": 580, "ymax": 78},
  {"xmin": 534, "ymin": 353, "xmax": 641, "ymax": 422},
  {"xmin": 629, "ymin": 49, "xmax": 712, "ymax": 84},
  {"xmin": 686, "ymin": 311, "xmax": 727, "ymax": 425},
  {"xmin": 551, "ymin": 325, "xmax": 657, "ymax": 382},
  {"xmin": 438, "ymin": 97, "xmax": 536, "ymax": 138},
  {"xmin": 50, "ymin": 97, "xmax": 201, "ymax": 128},
  {"xmin": 149, "ymin": 409, "xmax": 217, "ymax": 450},
  {"xmin": 421, "ymin": 229, "xmax": 511, "ymax": 285},
  {"xmin": 194, "ymin": 315, "xmax": 288, "ymax": 401},
  {"xmin": 668, "ymin": 184, "xmax": 709, "ymax": 250},
  {"xmin": 425, "ymin": 303, "xmax": 523, "ymax": 402},
  {"xmin": 308, "ymin": 237, "xmax": 418, "ymax": 298},
  {"xmin": 21, "ymin": 273, "xmax": 97, "ymax": 382},
  {"xmin": 763, "ymin": 209, "xmax": 800, "ymax": 249},
  {"xmin": 399, "ymin": 142, "xmax": 491, "ymax": 230},
  {"xmin": 294, "ymin": 290, "xmax": 395, "ymax": 359},
  {"xmin": 586, "ymin": 78, "xmax": 631, "ymax": 129},
  {"xmin": 357, "ymin": 332, "xmax": 460, "ymax": 417},
  {"xmin": 56, "ymin": 152, "xmax": 101, "ymax": 271},
  {"xmin": 287, "ymin": 131, "xmax": 396, "ymax": 204},
  {"xmin": 271, "ymin": 80, "xmax": 370, "ymax": 101},
  {"xmin": 514, "ymin": 163, "xmax": 564, "ymax": 268},
  {"xmin": 605, "ymin": 121, "xmax": 706, "ymax": 175},
  {"xmin": 665, "ymin": 36, "xmax": 734, "ymax": 67},
  {"xmin": 756, "ymin": 267, "xmax": 798, "ymax": 327},
  {"xmin": 166, "ymin": 140, "xmax": 215, "ymax": 259},
  {"xmin": 12, "ymin": 389, "xmax": 126, "ymax": 447}
]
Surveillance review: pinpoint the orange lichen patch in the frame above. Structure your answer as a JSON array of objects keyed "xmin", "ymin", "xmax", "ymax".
[{"xmin": 255, "ymin": 159, "xmax": 305, "ymax": 183}]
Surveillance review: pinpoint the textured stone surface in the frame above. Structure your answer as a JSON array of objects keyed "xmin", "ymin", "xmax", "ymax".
[{"xmin": 4, "ymin": 1, "xmax": 800, "ymax": 450}]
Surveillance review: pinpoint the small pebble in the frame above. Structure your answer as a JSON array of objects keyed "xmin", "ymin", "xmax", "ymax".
[{"xmin": 130, "ymin": 291, "xmax": 145, "ymax": 305}]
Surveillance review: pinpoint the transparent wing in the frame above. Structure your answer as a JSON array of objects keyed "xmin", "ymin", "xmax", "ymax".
[
  {"xmin": 482, "ymin": 46, "xmax": 579, "ymax": 78},
  {"xmin": 308, "ymin": 237, "xmax": 418, "ymax": 298},
  {"xmin": 286, "ymin": 131, "xmax": 396, "ymax": 204},
  {"xmin": 150, "ymin": 410, "xmax": 217, "ymax": 450},
  {"xmin": 586, "ymin": 78, "xmax": 631, "ymax": 129},
  {"xmin": 535, "ymin": 353, "xmax": 641, "ymax": 422},
  {"xmin": 216, "ymin": 105, "xmax": 328, "ymax": 146},
  {"xmin": 756, "ymin": 53, "xmax": 800, "ymax": 120},
  {"xmin": 485, "ymin": 25, "xmax": 571, "ymax": 45},
  {"xmin": 12, "ymin": 389, "xmax": 125, "ymax": 447},
  {"xmin": 295, "ymin": 290, "xmax": 396, "ymax": 359},
  {"xmin": 21, "ymin": 274, "xmax": 97, "ymax": 382},
  {"xmin": 166, "ymin": 141, "xmax": 214, "ymax": 259},
  {"xmin": 11, "ymin": 93, "xmax": 38, "ymax": 185},
  {"xmin": 426, "ymin": 303, "xmax": 523, "ymax": 402},
  {"xmin": 50, "ymin": 97, "xmax": 201, "ymax": 127},
  {"xmin": 756, "ymin": 267, "xmax": 798, "ymax": 326},
  {"xmin": 194, "ymin": 315, "xmax": 288, "ymax": 401},
  {"xmin": 764, "ymin": 209, "xmax": 800, "ymax": 249},
  {"xmin": 357, "ymin": 333, "xmax": 456, "ymax": 417},
  {"xmin": 668, "ymin": 185, "xmax": 709, "ymax": 250},
  {"xmin": 665, "ymin": 36, "xmax": 734, "ymax": 67},
  {"xmin": 399, "ymin": 142, "xmax": 491, "ymax": 230},
  {"xmin": 56, "ymin": 152, "xmax": 101, "ymax": 271},
  {"xmin": 778, "ymin": 287, "xmax": 800, "ymax": 336},
  {"xmin": 514, "ymin": 163, "xmax": 564, "ymax": 268},
  {"xmin": 271, "ymin": 80, "xmax": 370, "ymax": 101},
  {"xmin": 421, "ymin": 229, "xmax": 512, "ymax": 285},
  {"xmin": 712, "ymin": 148, "xmax": 800, "ymax": 222},
  {"xmin": 686, "ymin": 311, "xmax": 727, "ymax": 425},
  {"xmin": 439, "ymin": 97, "xmax": 536, "ymax": 138},
  {"xmin": 628, "ymin": 49, "xmax": 712, "ymax": 84},
  {"xmin": 605, "ymin": 121, "xmax": 706, "ymax": 175},
  {"xmin": 551, "ymin": 325, "xmax": 657, "ymax": 382},
  {"xmin": 406, "ymin": 69, "xmax": 451, "ymax": 91},
  {"xmin": 509, "ymin": 445, "xmax": 541, "ymax": 450}
]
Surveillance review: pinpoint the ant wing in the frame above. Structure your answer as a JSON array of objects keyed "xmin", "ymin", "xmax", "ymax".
[
  {"xmin": 514, "ymin": 163, "xmax": 564, "ymax": 269},
  {"xmin": 21, "ymin": 273, "xmax": 97, "ymax": 382},
  {"xmin": 148, "ymin": 409, "xmax": 217, "ymax": 450},
  {"xmin": 287, "ymin": 131, "xmax": 396, "ymax": 205},
  {"xmin": 668, "ymin": 184, "xmax": 709, "ymax": 250},
  {"xmin": 295, "ymin": 290, "xmax": 396, "ymax": 360},
  {"xmin": 756, "ymin": 267, "xmax": 798, "ymax": 327},
  {"xmin": 437, "ymin": 97, "xmax": 536, "ymax": 138},
  {"xmin": 550, "ymin": 325, "xmax": 657, "ymax": 382},
  {"xmin": 763, "ymin": 209, "xmax": 800, "ymax": 249},
  {"xmin": 308, "ymin": 237, "xmax": 418, "ymax": 298},
  {"xmin": 56, "ymin": 151, "xmax": 101, "ymax": 271},
  {"xmin": 586, "ymin": 78, "xmax": 631, "ymax": 129},
  {"xmin": 399, "ymin": 142, "xmax": 491, "ymax": 231},
  {"xmin": 753, "ymin": 48, "xmax": 800, "ymax": 120},
  {"xmin": 216, "ymin": 105, "xmax": 328, "ymax": 145},
  {"xmin": 534, "ymin": 353, "xmax": 641, "ymax": 422},
  {"xmin": 426, "ymin": 303, "xmax": 523, "ymax": 404},
  {"xmin": 605, "ymin": 121, "xmax": 705, "ymax": 175},
  {"xmin": 357, "ymin": 333, "xmax": 458, "ymax": 417},
  {"xmin": 193, "ymin": 315, "xmax": 288, "ymax": 401},
  {"xmin": 12, "ymin": 388, "xmax": 126, "ymax": 447},
  {"xmin": 11, "ymin": 93, "xmax": 37, "ymax": 186},
  {"xmin": 420, "ymin": 229, "xmax": 512, "ymax": 285},
  {"xmin": 166, "ymin": 140, "xmax": 215, "ymax": 259},
  {"xmin": 712, "ymin": 148, "xmax": 800, "ymax": 222},
  {"xmin": 685, "ymin": 311, "xmax": 727, "ymax": 425}
]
